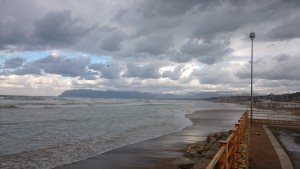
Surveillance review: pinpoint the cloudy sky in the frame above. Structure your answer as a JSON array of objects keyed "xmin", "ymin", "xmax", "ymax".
[{"xmin": 1, "ymin": 0, "xmax": 300, "ymax": 96}]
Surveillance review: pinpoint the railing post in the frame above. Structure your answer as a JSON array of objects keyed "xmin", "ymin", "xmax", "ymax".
[
  {"xmin": 219, "ymin": 141, "xmax": 228, "ymax": 169},
  {"xmin": 230, "ymin": 129, "xmax": 237, "ymax": 169},
  {"xmin": 246, "ymin": 112, "xmax": 249, "ymax": 124},
  {"xmin": 235, "ymin": 123, "xmax": 239, "ymax": 139},
  {"xmin": 235, "ymin": 123, "xmax": 240, "ymax": 145},
  {"xmin": 240, "ymin": 117, "xmax": 244, "ymax": 134}
]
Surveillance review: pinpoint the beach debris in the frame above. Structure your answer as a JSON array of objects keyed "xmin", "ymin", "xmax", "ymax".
[
  {"xmin": 215, "ymin": 132, "xmax": 222, "ymax": 140},
  {"xmin": 206, "ymin": 135, "xmax": 217, "ymax": 143},
  {"xmin": 202, "ymin": 149, "xmax": 217, "ymax": 159},
  {"xmin": 184, "ymin": 150, "xmax": 201, "ymax": 158},
  {"xmin": 150, "ymin": 160, "xmax": 179, "ymax": 169},
  {"xmin": 0, "ymin": 104, "xmax": 17, "ymax": 108},
  {"xmin": 152, "ymin": 131, "xmax": 229, "ymax": 169},
  {"xmin": 172, "ymin": 158, "xmax": 195, "ymax": 169},
  {"xmin": 207, "ymin": 132, "xmax": 228, "ymax": 143}
]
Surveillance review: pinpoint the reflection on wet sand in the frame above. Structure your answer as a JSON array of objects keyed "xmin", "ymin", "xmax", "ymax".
[{"xmin": 270, "ymin": 127, "xmax": 300, "ymax": 169}]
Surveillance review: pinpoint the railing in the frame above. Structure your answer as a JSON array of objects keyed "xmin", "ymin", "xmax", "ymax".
[
  {"xmin": 251, "ymin": 109, "xmax": 299, "ymax": 121},
  {"xmin": 206, "ymin": 111, "xmax": 249, "ymax": 169}
]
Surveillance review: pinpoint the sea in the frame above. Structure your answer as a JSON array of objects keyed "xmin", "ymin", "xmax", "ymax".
[{"xmin": 0, "ymin": 96, "xmax": 244, "ymax": 169}]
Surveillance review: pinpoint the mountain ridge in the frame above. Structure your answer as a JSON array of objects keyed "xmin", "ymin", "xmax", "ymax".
[{"xmin": 59, "ymin": 89, "xmax": 233, "ymax": 99}]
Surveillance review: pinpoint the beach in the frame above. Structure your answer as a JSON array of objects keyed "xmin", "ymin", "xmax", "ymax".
[
  {"xmin": 55, "ymin": 108, "xmax": 245, "ymax": 169},
  {"xmin": 1, "ymin": 97, "xmax": 246, "ymax": 169},
  {"xmin": 3, "ymin": 96, "xmax": 299, "ymax": 169}
]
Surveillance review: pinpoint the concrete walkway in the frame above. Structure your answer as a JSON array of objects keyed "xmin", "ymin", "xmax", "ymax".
[{"xmin": 249, "ymin": 124, "xmax": 294, "ymax": 169}]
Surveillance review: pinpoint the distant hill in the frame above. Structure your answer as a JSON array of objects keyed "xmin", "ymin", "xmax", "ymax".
[
  {"xmin": 59, "ymin": 89, "xmax": 233, "ymax": 99},
  {"xmin": 60, "ymin": 89, "xmax": 156, "ymax": 99}
]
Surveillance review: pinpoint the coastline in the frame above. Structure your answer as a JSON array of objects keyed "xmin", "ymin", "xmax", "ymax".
[{"xmin": 55, "ymin": 107, "xmax": 245, "ymax": 169}]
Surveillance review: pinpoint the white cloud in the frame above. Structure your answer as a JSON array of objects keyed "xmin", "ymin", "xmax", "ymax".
[{"xmin": 0, "ymin": 74, "xmax": 72, "ymax": 96}]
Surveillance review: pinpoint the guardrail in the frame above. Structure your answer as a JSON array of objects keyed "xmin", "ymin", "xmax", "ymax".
[
  {"xmin": 206, "ymin": 111, "xmax": 249, "ymax": 169},
  {"xmin": 251, "ymin": 109, "xmax": 298, "ymax": 121}
]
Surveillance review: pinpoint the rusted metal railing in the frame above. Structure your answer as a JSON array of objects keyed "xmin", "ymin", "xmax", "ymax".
[{"xmin": 206, "ymin": 111, "xmax": 249, "ymax": 169}]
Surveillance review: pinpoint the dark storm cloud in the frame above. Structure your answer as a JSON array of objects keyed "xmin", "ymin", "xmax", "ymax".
[
  {"xmin": 124, "ymin": 63, "xmax": 163, "ymax": 79},
  {"xmin": 135, "ymin": 34, "xmax": 173, "ymax": 55},
  {"xmin": 3, "ymin": 56, "xmax": 25, "ymax": 69},
  {"xmin": 236, "ymin": 54, "xmax": 300, "ymax": 80},
  {"xmin": 133, "ymin": 18, "xmax": 177, "ymax": 38},
  {"xmin": 138, "ymin": 0, "xmax": 199, "ymax": 18},
  {"xmin": 89, "ymin": 63, "xmax": 122, "ymax": 79},
  {"xmin": 162, "ymin": 64, "xmax": 185, "ymax": 80},
  {"xmin": 191, "ymin": 12, "xmax": 244, "ymax": 40},
  {"xmin": 1, "ymin": 0, "xmax": 299, "ymax": 65},
  {"xmin": 88, "ymin": 63, "xmax": 105, "ymax": 71},
  {"xmin": 123, "ymin": 0, "xmax": 300, "ymax": 65},
  {"xmin": 33, "ymin": 10, "xmax": 96, "ymax": 46},
  {"xmin": 266, "ymin": 17, "xmax": 300, "ymax": 41},
  {"xmin": 0, "ymin": 0, "xmax": 37, "ymax": 49},
  {"xmin": 112, "ymin": 8, "xmax": 129, "ymax": 21},
  {"xmin": 0, "ymin": 18, "xmax": 27, "ymax": 49},
  {"xmin": 100, "ymin": 30, "xmax": 127, "ymax": 52},
  {"xmin": 9, "ymin": 55, "xmax": 92, "ymax": 77},
  {"xmin": 191, "ymin": 0, "xmax": 300, "ymax": 41},
  {"xmin": 180, "ymin": 40, "xmax": 232, "ymax": 64},
  {"xmin": 137, "ymin": 0, "xmax": 247, "ymax": 18}
]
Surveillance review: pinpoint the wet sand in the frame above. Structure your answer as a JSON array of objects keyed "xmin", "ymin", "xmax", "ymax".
[
  {"xmin": 269, "ymin": 126, "xmax": 300, "ymax": 169},
  {"xmin": 55, "ymin": 108, "xmax": 244, "ymax": 169}
]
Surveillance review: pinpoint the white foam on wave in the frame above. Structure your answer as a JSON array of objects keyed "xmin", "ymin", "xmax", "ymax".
[{"xmin": 0, "ymin": 96, "xmax": 94, "ymax": 109}]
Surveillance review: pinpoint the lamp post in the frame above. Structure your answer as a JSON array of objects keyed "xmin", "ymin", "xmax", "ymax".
[{"xmin": 249, "ymin": 32, "xmax": 255, "ymax": 124}]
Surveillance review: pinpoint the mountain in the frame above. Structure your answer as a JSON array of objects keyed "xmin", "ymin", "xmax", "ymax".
[
  {"xmin": 59, "ymin": 89, "xmax": 234, "ymax": 99},
  {"xmin": 60, "ymin": 89, "xmax": 156, "ymax": 99}
]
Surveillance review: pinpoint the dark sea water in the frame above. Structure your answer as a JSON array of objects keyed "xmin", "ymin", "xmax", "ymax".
[{"xmin": 0, "ymin": 96, "xmax": 243, "ymax": 169}]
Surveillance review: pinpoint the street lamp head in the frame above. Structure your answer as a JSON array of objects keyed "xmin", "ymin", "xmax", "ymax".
[{"xmin": 250, "ymin": 32, "xmax": 255, "ymax": 40}]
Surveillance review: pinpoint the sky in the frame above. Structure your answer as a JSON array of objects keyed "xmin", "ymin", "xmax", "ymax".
[{"xmin": 1, "ymin": 0, "xmax": 300, "ymax": 96}]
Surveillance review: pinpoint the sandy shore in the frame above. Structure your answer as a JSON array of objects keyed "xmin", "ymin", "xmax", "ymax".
[{"xmin": 54, "ymin": 108, "xmax": 245, "ymax": 169}]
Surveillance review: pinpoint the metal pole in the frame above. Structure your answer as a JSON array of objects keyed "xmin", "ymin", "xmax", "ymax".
[{"xmin": 250, "ymin": 39, "xmax": 253, "ymax": 124}]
